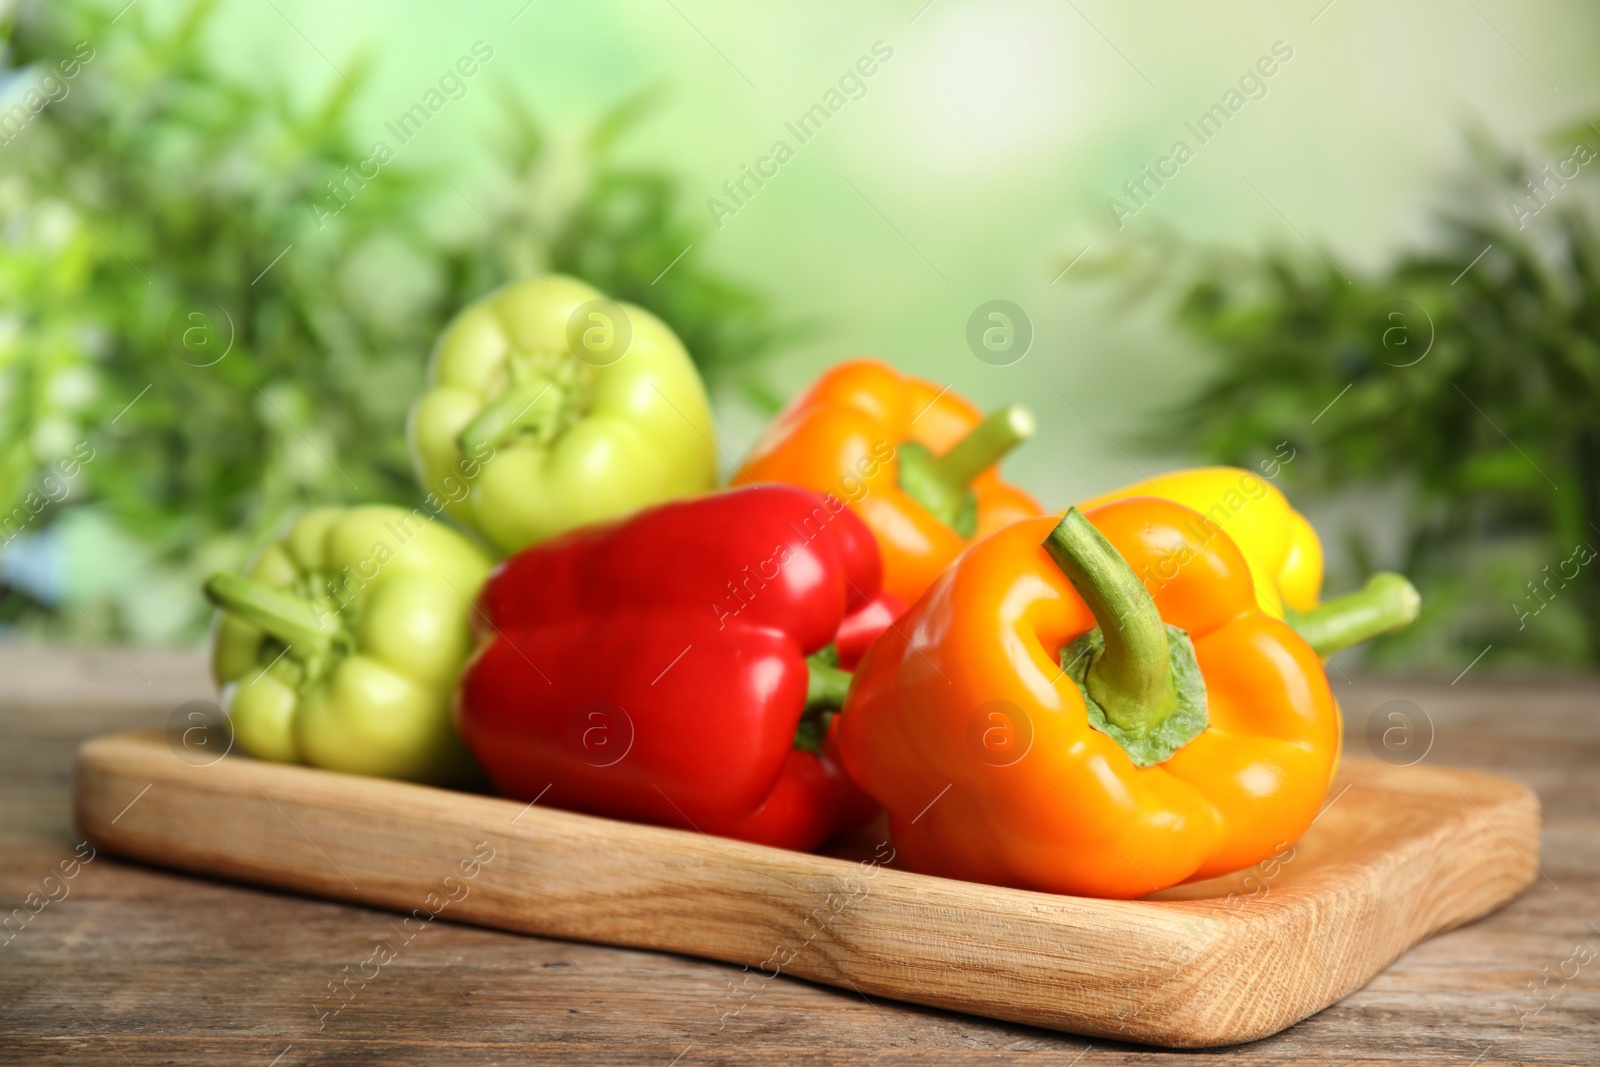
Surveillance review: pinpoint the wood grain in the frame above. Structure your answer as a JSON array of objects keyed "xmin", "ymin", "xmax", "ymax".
[
  {"xmin": 71, "ymin": 725, "xmax": 1538, "ymax": 1048},
  {"xmin": 2, "ymin": 648, "xmax": 1595, "ymax": 1065}
]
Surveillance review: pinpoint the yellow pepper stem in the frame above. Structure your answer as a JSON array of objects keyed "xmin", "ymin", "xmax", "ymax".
[
  {"xmin": 898, "ymin": 405, "xmax": 1034, "ymax": 537},
  {"xmin": 1043, "ymin": 509, "xmax": 1209, "ymax": 767},
  {"xmin": 1287, "ymin": 572, "xmax": 1421, "ymax": 656}
]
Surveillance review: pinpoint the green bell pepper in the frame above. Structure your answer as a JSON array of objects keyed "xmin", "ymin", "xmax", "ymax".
[
  {"xmin": 205, "ymin": 505, "xmax": 492, "ymax": 784},
  {"xmin": 407, "ymin": 275, "xmax": 718, "ymax": 554}
]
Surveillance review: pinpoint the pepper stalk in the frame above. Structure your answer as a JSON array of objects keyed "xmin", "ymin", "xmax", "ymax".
[
  {"xmin": 795, "ymin": 649, "xmax": 854, "ymax": 753},
  {"xmin": 1043, "ymin": 508, "xmax": 1209, "ymax": 767},
  {"xmin": 1287, "ymin": 572, "xmax": 1421, "ymax": 656},
  {"xmin": 898, "ymin": 405, "xmax": 1034, "ymax": 536},
  {"xmin": 204, "ymin": 572, "xmax": 336, "ymax": 663}
]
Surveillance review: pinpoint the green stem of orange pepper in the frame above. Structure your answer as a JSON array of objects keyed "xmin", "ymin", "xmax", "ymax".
[
  {"xmin": 1045, "ymin": 508, "xmax": 1209, "ymax": 767},
  {"xmin": 925, "ymin": 404, "xmax": 1035, "ymax": 489},
  {"xmin": 898, "ymin": 405, "xmax": 1034, "ymax": 535}
]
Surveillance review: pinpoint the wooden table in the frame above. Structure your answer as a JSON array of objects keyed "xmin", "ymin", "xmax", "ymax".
[{"xmin": 1, "ymin": 645, "xmax": 1595, "ymax": 1065}]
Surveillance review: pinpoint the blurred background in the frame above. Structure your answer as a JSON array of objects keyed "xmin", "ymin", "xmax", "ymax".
[{"xmin": 1, "ymin": 0, "xmax": 1597, "ymax": 672}]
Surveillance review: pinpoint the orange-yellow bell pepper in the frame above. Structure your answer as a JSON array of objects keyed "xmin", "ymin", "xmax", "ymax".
[
  {"xmin": 837, "ymin": 497, "xmax": 1341, "ymax": 899},
  {"xmin": 733, "ymin": 359, "xmax": 1041, "ymax": 605}
]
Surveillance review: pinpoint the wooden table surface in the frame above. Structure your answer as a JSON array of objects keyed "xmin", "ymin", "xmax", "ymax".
[{"xmin": 1, "ymin": 645, "xmax": 1595, "ymax": 1066}]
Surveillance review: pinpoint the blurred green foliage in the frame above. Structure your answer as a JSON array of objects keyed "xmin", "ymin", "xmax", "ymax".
[
  {"xmin": 1093, "ymin": 133, "xmax": 1600, "ymax": 670},
  {"xmin": 0, "ymin": 0, "xmax": 779, "ymax": 642}
]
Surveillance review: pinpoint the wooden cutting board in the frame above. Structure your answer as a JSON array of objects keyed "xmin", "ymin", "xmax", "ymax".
[{"xmin": 72, "ymin": 729, "xmax": 1538, "ymax": 1048}]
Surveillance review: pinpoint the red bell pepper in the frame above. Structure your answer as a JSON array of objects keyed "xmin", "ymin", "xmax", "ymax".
[{"xmin": 456, "ymin": 484, "xmax": 898, "ymax": 851}]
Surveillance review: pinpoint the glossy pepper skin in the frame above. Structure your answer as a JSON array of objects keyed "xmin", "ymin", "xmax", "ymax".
[
  {"xmin": 838, "ymin": 497, "xmax": 1341, "ymax": 899},
  {"xmin": 408, "ymin": 275, "xmax": 717, "ymax": 555},
  {"xmin": 1080, "ymin": 467, "xmax": 1421, "ymax": 653},
  {"xmin": 733, "ymin": 359, "xmax": 1041, "ymax": 606},
  {"xmin": 207, "ymin": 506, "xmax": 493, "ymax": 784},
  {"xmin": 1078, "ymin": 466, "xmax": 1322, "ymax": 616},
  {"xmin": 456, "ymin": 485, "xmax": 893, "ymax": 851}
]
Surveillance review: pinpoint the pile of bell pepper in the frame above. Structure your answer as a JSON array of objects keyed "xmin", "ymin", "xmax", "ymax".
[{"xmin": 205, "ymin": 275, "xmax": 1421, "ymax": 898}]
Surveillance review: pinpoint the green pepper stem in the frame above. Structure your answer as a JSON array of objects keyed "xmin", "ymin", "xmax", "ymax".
[
  {"xmin": 805, "ymin": 655, "xmax": 853, "ymax": 711},
  {"xmin": 204, "ymin": 572, "xmax": 333, "ymax": 658},
  {"xmin": 1287, "ymin": 572, "xmax": 1421, "ymax": 656},
  {"xmin": 458, "ymin": 382, "xmax": 553, "ymax": 455},
  {"xmin": 1043, "ymin": 508, "xmax": 1176, "ymax": 736},
  {"xmin": 898, "ymin": 404, "xmax": 1034, "ymax": 537},
  {"xmin": 924, "ymin": 404, "xmax": 1035, "ymax": 492}
]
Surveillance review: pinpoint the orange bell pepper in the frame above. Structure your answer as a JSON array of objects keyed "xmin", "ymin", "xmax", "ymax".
[
  {"xmin": 837, "ymin": 497, "xmax": 1341, "ymax": 899},
  {"xmin": 733, "ymin": 359, "xmax": 1042, "ymax": 605}
]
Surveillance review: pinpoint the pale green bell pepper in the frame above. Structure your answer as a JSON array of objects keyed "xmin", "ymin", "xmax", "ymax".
[
  {"xmin": 407, "ymin": 275, "xmax": 718, "ymax": 554},
  {"xmin": 206, "ymin": 505, "xmax": 492, "ymax": 784}
]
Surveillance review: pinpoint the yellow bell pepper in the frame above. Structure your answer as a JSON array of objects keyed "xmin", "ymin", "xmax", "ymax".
[
  {"xmin": 1079, "ymin": 466, "xmax": 1320, "ymax": 617},
  {"xmin": 1081, "ymin": 466, "xmax": 1417, "ymax": 655}
]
